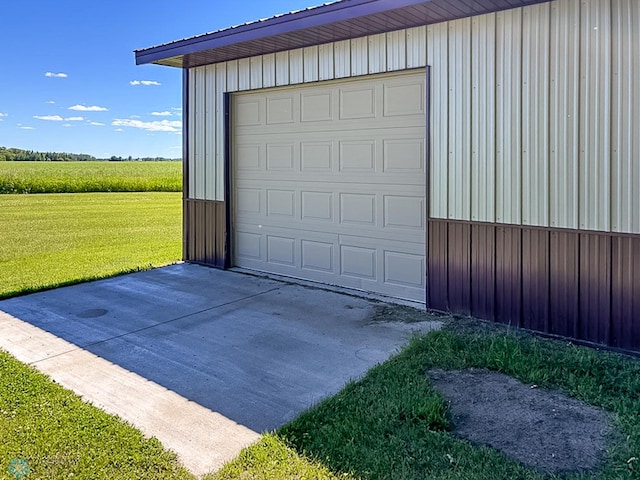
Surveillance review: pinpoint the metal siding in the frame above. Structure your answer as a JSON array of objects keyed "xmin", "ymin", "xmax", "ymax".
[
  {"xmin": 184, "ymin": 199, "xmax": 227, "ymax": 268},
  {"xmin": 262, "ymin": 53, "xmax": 276, "ymax": 88},
  {"xmin": 215, "ymin": 63, "xmax": 227, "ymax": 201},
  {"xmin": 289, "ymin": 48, "xmax": 304, "ymax": 84},
  {"xmin": 549, "ymin": 0, "xmax": 580, "ymax": 229},
  {"xmin": 611, "ymin": 236, "xmax": 640, "ymax": 350},
  {"xmin": 276, "ymin": 51, "xmax": 290, "ymax": 86},
  {"xmin": 205, "ymin": 65, "xmax": 216, "ymax": 200},
  {"xmin": 427, "ymin": 220, "xmax": 449, "ymax": 310},
  {"xmin": 579, "ymin": 232, "xmax": 611, "ymax": 345},
  {"xmin": 521, "ymin": 3, "xmax": 550, "ymax": 227},
  {"xmin": 226, "ymin": 59, "xmax": 239, "ymax": 92},
  {"xmin": 368, "ymin": 33, "xmax": 387, "ymax": 74},
  {"xmin": 303, "ymin": 46, "xmax": 319, "ymax": 82},
  {"xmin": 471, "ymin": 223, "xmax": 495, "ymax": 320},
  {"xmin": 188, "ymin": 69, "xmax": 197, "ymax": 199},
  {"xmin": 386, "ymin": 30, "xmax": 407, "ymax": 71},
  {"xmin": 194, "ymin": 67, "xmax": 207, "ymax": 200},
  {"xmin": 495, "ymin": 225, "xmax": 522, "ymax": 325},
  {"xmin": 427, "ymin": 22, "xmax": 448, "ymax": 219},
  {"xmin": 471, "ymin": 13, "xmax": 496, "ymax": 223},
  {"xmin": 250, "ymin": 56, "xmax": 263, "ymax": 89},
  {"xmin": 579, "ymin": 0, "xmax": 611, "ymax": 231},
  {"xmin": 495, "ymin": 8, "xmax": 522, "ymax": 225},
  {"xmin": 522, "ymin": 228, "xmax": 550, "ymax": 333},
  {"xmin": 611, "ymin": 0, "xmax": 640, "ymax": 234},
  {"xmin": 406, "ymin": 26, "xmax": 427, "ymax": 68},
  {"xmin": 549, "ymin": 230, "xmax": 579, "ymax": 338},
  {"xmin": 238, "ymin": 58, "xmax": 251, "ymax": 91},
  {"xmin": 334, "ymin": 40, "xmax": 351, "ymax": 78},
  {"xmin": 318, "ymin": 43, "xmax": 335, "ymax": 81},
  {"xmin": 447, "ymin": 221, "xmax": 471, "ymax": 315},
  {"xmin": 448, "ymin": 18, "xmax": 472, "ymax": 221},
  {"xmin": 350, "ymin": 37, "xmax": 368, "ymax": 76}
]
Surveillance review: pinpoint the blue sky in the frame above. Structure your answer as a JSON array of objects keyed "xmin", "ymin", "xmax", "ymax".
[{"xmin": 0, "ymin": 0, "xmax": 315, "ymax": 158}]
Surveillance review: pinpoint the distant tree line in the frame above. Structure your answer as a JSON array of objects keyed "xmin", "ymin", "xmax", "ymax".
[{"xmin": 0, "ymin": 146, "xmax": 181, "ymax": 162}]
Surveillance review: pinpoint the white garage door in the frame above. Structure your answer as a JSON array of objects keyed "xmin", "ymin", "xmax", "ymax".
[{"xmin": 232, "ymin": 70, "xmax": 426, "ymax": 302}]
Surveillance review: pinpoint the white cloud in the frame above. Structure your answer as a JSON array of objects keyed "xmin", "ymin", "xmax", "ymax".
[
  {"xmin": 88, "ymin": 121, "xmax": 105, "ymax": 126},
  {"xmin": 112, "ymin": 118, "xmax": 182, "ymax": 133},
  {"xmin": 34, "ymin": 115, "xmax": 64, "ymax": 121},
  {"xmin": 0, "ymin": 112, "xmax": 7, "ymax": 121},
  {"xmin": 151, "ymin": 111, "xmax": 172, "ymax": 116},
  {"xmin": 46, "ymin": 100, "xmax": 56, "ymax": 104},
  {"xmin": 65, "ymin": 116, "xmax": 84, "ymax": 121},
  {"xmin": 130, "ymin": 80, "xmax": 161, "ymax": 86},
  {"xmin": 172, "ymin": 107, "xmax": 182, "ymax": 111},
  {"xmin": 63, "ymin": 124, "xmax": 72, "ymax": 127},
  {"xmin": 114, "ymin": 128, "xmax": 124, "ymax": 132},
  {"xmin": 45, "ymin": 72, "xmax": 68, "ymax": 78},
  {"xmin": 130, "ymin": 115, "xmax": 141, "ymax": 119},
  {"xmin": 68, "ymin": 104, "xmax": 108, "ymax": 112},
  {"xmin": 20, "ymin": 126, "xmax": 35, "ymax": 130}
]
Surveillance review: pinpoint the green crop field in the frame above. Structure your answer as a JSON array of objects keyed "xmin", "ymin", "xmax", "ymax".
[
  {"xmin": 0, "ymin": 192, "xmax": 182, "ymax": 299},
  {"xmin": 0, "ymin": 161, "xmax": 182, "ymax": 194}
]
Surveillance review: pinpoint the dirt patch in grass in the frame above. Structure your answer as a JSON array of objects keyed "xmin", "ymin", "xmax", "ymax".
[{"xmin": 428, "ymin": 368, "xmax": 618, "ymax": 476}]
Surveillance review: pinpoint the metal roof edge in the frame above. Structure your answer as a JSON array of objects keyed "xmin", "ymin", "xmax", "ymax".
[{"xmin": 135, "ymin": 0, "xmax": 431, "ymax": 66}]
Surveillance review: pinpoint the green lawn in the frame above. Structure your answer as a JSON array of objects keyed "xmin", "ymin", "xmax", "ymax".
[
  {"xmin": 0, "ymin": 161, "xmax": 181, "ymax": 193},
  {"xmin": 0, "ymin": 350, "xmax": 193, "ymax": 480},
  {"xmin": 211, "ymin": 321, "xmax": 640, "ymax": 480},
  {"xmin": 0, "ymin": 192, "xmax": 181, "ymax": 299}
]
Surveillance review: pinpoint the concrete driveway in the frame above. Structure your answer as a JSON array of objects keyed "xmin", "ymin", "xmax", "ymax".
[{"xmin": 0, "ymin": 263, "xmax": 440, "ymax": 476}]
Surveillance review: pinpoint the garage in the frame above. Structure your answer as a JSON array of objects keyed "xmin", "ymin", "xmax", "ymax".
[{"xmin": 232, "ymin": 71, "xmax": 427, "ymax": 301}]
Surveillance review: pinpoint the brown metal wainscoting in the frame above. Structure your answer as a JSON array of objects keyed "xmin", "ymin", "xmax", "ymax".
[
  {"xmin": 427, "ymin": 219, "xmax": 640, "ymax": 352},
  {"xmin": 183, "ymin": 199, "xmax": 227, "ymax": 268}
]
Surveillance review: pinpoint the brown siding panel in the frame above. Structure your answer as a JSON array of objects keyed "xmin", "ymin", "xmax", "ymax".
[
  {"xmin": 448, "ymin": 222, "xmax": 471, "ymax": 315},
  {"xmin": 427, "ymin": 219, "xmax": 449, "ymax": 311},
  {"xmin": 549, "ymin": 230, "xmax": 579, "ymax": 338},
  {"xmin": 611, "ymin": 236, "xmax": 640, "ymax": 350},
  {"xmin": 471, "ymin": 223, "xmax": 495, "ymax": 320},
  {"xmin": 522, "ymin": 228, "xmax": 550, "ymax": 334},
  {"xmin": 579, "ymin": 233, "xmax": 611, "ymax": 345},
  {"xmin": 184, "ymin": 199, "xmax": 227, "ymax": 268},
  {"xmin": 495, "ymin": 225, "xmax": 522, "ymax": 326}
]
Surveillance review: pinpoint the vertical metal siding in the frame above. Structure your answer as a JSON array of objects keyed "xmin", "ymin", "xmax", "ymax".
[
  {"xmin": 386, "ymin": 30, "xmax": 407, "ymax": 71},
  {"xmin": 187, "ymin": 70, "xmax": 197, "ymax": 199},
  {"xmin": 611, "ymin": 236, "xmax": 640, "ymax": 349},
  {"xmin": 521, "ymin": 3, "xmax": 550, "ymax": 227},
  {"xmin": 579, "ymin": 0, "xmax": 611, "ymax": 231},
  {"xmin": 471, "ymin": 223, "xmax": 495, "ymax": 319},
  {"xmin": 215, "ymin": 63, "xmax": 227, "ymax": 201},
  {"xmin": 495, "ymin": 8, "xmax": 522, "ymax": 225},
  {"xmin": 318, "ymin": 44, "xmax": 334, "ymax": 81},
  {"xmin": 521, "ymin": 228, "xmax": 550, "ymax": 333},
  {"xmin": 304, "ymin": 46, "xmax": 319, "ymax": 82},
  {"xmin": 549, "ymin": 230, "xmax": 579, "ymax": 337},
  {"xmin": 226, "ymin": 59, "xmax": 239, "ymax": 92},
  {"xmin": 611, "ymin": 0, "xmax": 640, "ymax": 234},
  {"xmin": 471, "ymin": 13, "xmax": 496, "ymax": 223},
  {"xmin": 447, "ymin": 222, "xmax": 471, "ymax": 315},
  {"xmin": 194, "ymin": 67, "xmax": 207, "ymax": 199},
  {"xmin": 250, "ymin": 57, "xmax": 263, "ymax": 89},
  {"xmin": 334, "ymin": 40, "xmax": 351, "ymax": 78},
  {"xmin": 262, "ymin": 53, "xmax": 276, "ymax": 88},
  {"xmin": 204, "ymin": 65, "xmax": 216, "ymax": 201},
  {"xmin": 549, "ymin": 0, "xmax": 580, "ymax": 229},
  {"xmin": 368, "ymin": 34, "xmax": 387, "ymax": 74},
  {"xmin": 448, "ymin": 18, "xmax": 472, "ymax": 221},
  {"xmin": 495, "ymin": 225, "xmax": 522, "ymax": 325},
  {"xmin": 406, "ymin": 26, "xmax": 427, "ymax": 69},
  {"xmin": 427, "ymin": 220, "xmax": 449, "ymax": 311},
  {"xmin": 238, "ymin": 58, "xmax": 251, "ymax": 91},
  {"xmin": 350, "ymin": 37, "xmax": 368, "ymax": 76},
  {"xmin": 579, "ymin": 233, "xmax": 611, "ymax": 345},
  {"xmin": 427, "ymin": 22, "xmax": 449, "ymax": 219},
  {"xmin": 275, "ymin": 51, "xmax": 289, "ymax": 86},
  {"xmin": 289, "ymin": 48, "xmax": 304, "ymax": 84}
]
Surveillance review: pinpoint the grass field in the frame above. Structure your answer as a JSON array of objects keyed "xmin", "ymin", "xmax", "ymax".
[
  {"xmin": 0, "ymin": 161, "xmax": 181, "ymax": 193},
  {"xmin": 0, "ymin": 192, "xmax": 182, "ymax": 299}
]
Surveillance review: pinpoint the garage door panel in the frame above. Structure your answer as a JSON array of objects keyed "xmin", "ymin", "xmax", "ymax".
[{"xmin": 233, "ymin": 70, "xmax": 426, "ymax": 302}]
